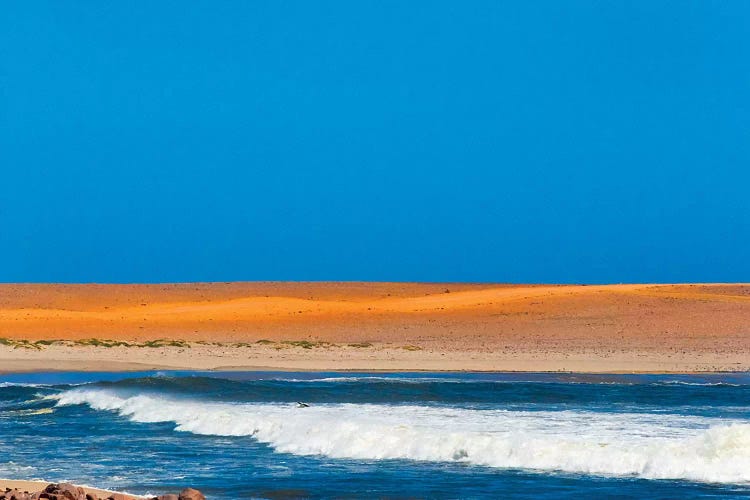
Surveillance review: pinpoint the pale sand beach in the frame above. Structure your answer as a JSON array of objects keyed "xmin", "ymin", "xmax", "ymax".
[
  {"xmin": 0, "ymin": 479, "xmax": 141, "ymax": 498},
  {"xmin": 0, "ymin": 282, "xmax": 749, "ymax": 373},
  {"xmin": 0, "ymin": 479, "xmax": 205, "ymax": 499}
]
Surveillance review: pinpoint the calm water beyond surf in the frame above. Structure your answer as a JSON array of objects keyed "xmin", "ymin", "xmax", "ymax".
[{"xmin": 1, "ymin": 371, "xmax": 750, "ymax": 499}]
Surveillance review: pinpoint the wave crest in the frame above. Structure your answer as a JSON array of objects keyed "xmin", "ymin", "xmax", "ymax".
[{"xmin": 53, "ymin": 388, "xmax": 750, "ymax": 484}]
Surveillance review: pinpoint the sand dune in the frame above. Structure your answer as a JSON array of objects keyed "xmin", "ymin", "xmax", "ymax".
[{"xmin": 0, "ymin": 282, "xmax": 749, "ymax": 372}]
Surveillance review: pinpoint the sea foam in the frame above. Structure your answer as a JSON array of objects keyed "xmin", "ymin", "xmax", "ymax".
[{"xmin": 53, "ymin": 388, "xmax": 750, "ymax": 484}]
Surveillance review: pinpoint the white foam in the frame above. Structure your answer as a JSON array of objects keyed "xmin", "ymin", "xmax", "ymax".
[
  {"xmin": 0, "ymin": 382, "xmax": 50, "ymax": 388},
  {"xmin": 0, "ymin": 461, "xmax": 37, "ymax": 476},
  {"xmin": 656, "ymin": 381, "xmax": 742, "ymax": 387},
  {"xmin": 53, "ymin": 388, "xmax": 750, "ymax": 484},
  {"xmin": 278, "ymin": 376, "xmax": 457, "ymax": 383}
]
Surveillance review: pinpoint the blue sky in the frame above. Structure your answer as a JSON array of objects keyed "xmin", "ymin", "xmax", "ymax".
[{"xmin": 1, "ymin": 1, "xmax": 748, "ymax": 283}]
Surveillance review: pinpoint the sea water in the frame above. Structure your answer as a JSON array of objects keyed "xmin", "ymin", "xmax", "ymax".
[{"xmin": 1, "ymin": 371, "xmax": 750, "ymax": 499}]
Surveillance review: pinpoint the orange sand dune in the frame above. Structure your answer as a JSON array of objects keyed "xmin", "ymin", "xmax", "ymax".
[{"xmin": 0, "ymin": 282, "xmax": 749, "ymax": 372}]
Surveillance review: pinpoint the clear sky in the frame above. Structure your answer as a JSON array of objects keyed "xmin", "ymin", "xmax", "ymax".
[{"xmin": 1, "ymin": 1, "xmax": 748, "ymax": 283}]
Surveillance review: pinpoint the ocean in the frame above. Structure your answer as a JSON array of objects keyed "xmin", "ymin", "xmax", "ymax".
[{"xmin": 1, "ymin": 371, "xmax": 749, "ymax": 499}]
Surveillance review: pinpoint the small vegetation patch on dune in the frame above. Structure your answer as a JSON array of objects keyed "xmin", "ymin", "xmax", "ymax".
[
  {"xmin": 401, "ymin": 344, "xmax": 423, "ymax": 351},
  {"xmin": 280, "ymin": 340, "xmax": 333, "ymax": 349},
  {"xmin": 347, "ymin": 342, "xmax": 373, "ymax": 348},
  {"xmin": 0, "ymin": 338, "xmax": 44, "ymax": 350},
  {"xmin": 75, "ymin": 338, "xmax": 132, "ymax": 348},
  {"xmin": 138, "ymin": 339, "xmax": 191, "ymax": 348},
  {"xmin": 0, "ymin": 338, "xmax": 379, "ymax": 350},
  {"xmin": 0, "ymin": 338, "xmax": 194, "ymax": 349}
]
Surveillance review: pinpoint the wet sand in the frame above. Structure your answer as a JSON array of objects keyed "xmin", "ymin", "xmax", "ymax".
[{"xmin": 0, "ymin": 282, "xmax": 749, "ymax": 373}]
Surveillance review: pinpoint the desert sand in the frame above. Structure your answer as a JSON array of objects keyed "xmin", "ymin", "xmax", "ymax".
[{"xmin": 0, "ymin": 282, "xmax": 749, "ymax": 373}]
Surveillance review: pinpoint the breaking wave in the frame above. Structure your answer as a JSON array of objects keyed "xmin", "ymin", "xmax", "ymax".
[
  {"xmin": 53, "ymin": 388, "xmax": 750, "ymax": 484},
  {"xmin": 0, "ymin": 382, "xmax": 50, "ymax": 388}
]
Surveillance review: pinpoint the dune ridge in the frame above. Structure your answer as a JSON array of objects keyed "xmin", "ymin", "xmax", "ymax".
[{"xmin": 0, "ymin": 282, "xmax": 748, "ymax": 373}]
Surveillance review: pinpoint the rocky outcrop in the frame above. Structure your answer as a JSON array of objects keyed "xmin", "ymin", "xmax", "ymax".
[
  {"xmin": 176, "ymin": 490, "xmax": 205, "ymax": 500},
  {"xmin": 0, "ymin": 484, "xmax": 206, "ymax": 500},
  {"xmin": 0, "ymin": 489, "xmax": 30, "ymax": 500}
]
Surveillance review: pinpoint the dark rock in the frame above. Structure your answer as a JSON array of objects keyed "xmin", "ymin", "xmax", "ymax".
[
  {"xmin": 177, "ymin": 489, "xmax": 204, "ymax": 500},
  {"xmin": 55, "ymin": 484, "xmax": 86, "ymax": 500},
  {"xmin": 2, "ymin": 488, "xmax": 31, "ymax": 500},
  {"xmin": 37, "ymin": 484, "xmax": 85, "ymax": 500}
]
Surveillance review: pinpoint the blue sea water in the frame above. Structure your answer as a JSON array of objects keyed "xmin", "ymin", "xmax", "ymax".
[{"xmin": 1, "ymin": 371, "xmax": 750, "ymax": 499}]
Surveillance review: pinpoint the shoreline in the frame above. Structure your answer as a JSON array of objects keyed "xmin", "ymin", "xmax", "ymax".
[
  {"xmin": 2, "ymin": 367, "xmax": 748, "ymax": 375},
  {"xmin": 0, "ymin": 479, "xmax": 143, "ymax": 499},
  {"xmin": 0, "ymin": 342, "xmax": 748, "ymax": 375},
  {"xmin": 0, "ymin": 480, "xmax": 206, "ymax": 500}
]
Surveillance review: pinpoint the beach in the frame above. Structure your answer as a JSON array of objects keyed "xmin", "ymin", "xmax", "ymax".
[
  {"xmin": 1, "ymin": 282, "xmax": 748, "ymax": 373},
  {"xmin": 0, "ymin": 479, "xmax": 204, "ymax": 499},
  {"xmin": 0, "ymin": 480, "xmax": 141, "ymax": 499}
]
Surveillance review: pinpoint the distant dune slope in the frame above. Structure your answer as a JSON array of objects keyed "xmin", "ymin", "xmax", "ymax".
[{"xmin": 0, "ymin": 283, "xmax": 749, "ymax": 354}]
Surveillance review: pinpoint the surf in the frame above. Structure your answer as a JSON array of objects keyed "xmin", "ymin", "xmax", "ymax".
[{"xmin": 53, "ymin": 387, "xmax": 750, "ymax": 484}]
